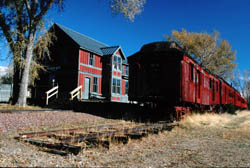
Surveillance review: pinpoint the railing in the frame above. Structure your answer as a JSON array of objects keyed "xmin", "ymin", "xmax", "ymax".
[
  {"xmin": 70, "ymin": 85, "xmax": 82, "ymax": 100},
  {"xmin": 45, "ymin": 86, "xmax": 59, "ymax": 105}
]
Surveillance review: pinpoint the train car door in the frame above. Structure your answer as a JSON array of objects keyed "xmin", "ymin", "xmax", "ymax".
[{"xmin": 195, "ymin": 70, "xmax": 201, "ymax": 104}]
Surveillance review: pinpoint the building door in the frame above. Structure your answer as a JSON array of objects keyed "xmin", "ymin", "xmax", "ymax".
[{"xmin": 83, "ymin": 77, "xmax": 90, "ymax": 99}]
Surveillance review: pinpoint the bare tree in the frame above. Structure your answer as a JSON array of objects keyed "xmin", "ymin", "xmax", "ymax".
[
  {"xmin": 232, "ymin": 69, "xmax": 250, "ymax": 106},
  {"xmin": 110, "ymin": 0, "xmax": 146, "ymax": 21},
  {"xmin": 0, "ymin": 0, "xmax": 64, "ymax": 106},
  {"xmin": 0, "ymin": 0, "xmax": 146, "ymax": 107},
  {"xmin": 167, "ymin": 29, "xmax": 237, "ymax": 80}
]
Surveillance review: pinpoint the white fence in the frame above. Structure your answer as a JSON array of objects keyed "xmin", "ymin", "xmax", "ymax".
[{"xmin": 0, "ymin": 84, "xmax": 12, "ymax": 102}]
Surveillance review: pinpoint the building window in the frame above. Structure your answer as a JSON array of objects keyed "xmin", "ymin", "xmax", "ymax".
[
  {"xmin": 112, "ymin": 79, "xmax": 116, "ymax": 93},
  {"xmin": 112, "ymin": 78, "xmax": 121, "ymax": 94},
  {"xmin": 113, "ymin": 56, "xmax": 117, "ymax": 69},
  {"xmin": 117, "ymin": 79, "xmax": 121, "ymax": 94},
  {"xmin": 125, "ymin": 81, "xmax": 129, "ymax": 95},
  {"xmin": 93, "ymin": 77, "xmax": 98, "ymax": 93},
  {"xmin": 113, "ymin": 56, "xmax": 121, "ymax": 71},
  {"xmin": 118, "ymin": 57, "xmax": 121, "ymax": 70},
  {"xmin": 89, "ymin": 53, "xmax": 94, "ymax": 66},
  {"xmin": 125, "ymin": 65, "xmax": 129, "ymax": 76}
]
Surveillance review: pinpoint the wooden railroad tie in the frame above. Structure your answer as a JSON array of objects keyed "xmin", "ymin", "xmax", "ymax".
[{"xmin": 16, "ymin": 122, "xmax": 177, "ymax": 155}]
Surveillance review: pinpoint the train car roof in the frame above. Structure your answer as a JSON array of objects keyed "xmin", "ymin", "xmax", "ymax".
[{"xmin": 129, "ymin": 41, "xmax": 243, "ymax": 96}]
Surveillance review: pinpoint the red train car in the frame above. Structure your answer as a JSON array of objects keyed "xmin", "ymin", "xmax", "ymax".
[{"xmin": 128, "ymin": 41, "xmax": 247, "ymax": 119}]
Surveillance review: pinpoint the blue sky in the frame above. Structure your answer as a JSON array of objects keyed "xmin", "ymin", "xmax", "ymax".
[{"xmin": 1, "ymin": 0, "xmax": 250, "ymax": 71}]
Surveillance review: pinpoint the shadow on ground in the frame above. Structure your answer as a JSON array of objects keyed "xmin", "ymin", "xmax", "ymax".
[{"xmin": 72, "ymin": 101, "xmax": 172, "ymax": 123}]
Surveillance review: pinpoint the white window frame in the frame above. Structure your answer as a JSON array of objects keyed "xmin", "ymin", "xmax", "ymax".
[{"xmin": 112, "ymin": 78, "xmax": 121, "ymax": 94}]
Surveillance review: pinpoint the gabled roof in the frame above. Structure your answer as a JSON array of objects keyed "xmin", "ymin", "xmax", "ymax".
[
  {"xmin": 55, "ymin": 23, "xmax": 108, "ymax": 56},
  {"xmin": 101, "ymin": 46, "xmax": 127, "ymax": 63},
  {"xmin": 101, "ymin": 46, "xmax": 120, "ymax": 56}
]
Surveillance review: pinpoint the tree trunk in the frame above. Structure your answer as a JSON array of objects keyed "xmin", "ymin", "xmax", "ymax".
[
  {"xmin": 16, "ymin": 34, "xmax": 34, "ymax": 107},
  {"xmin": 12, "ymin": 63, "xmax": 21, "ymax": 104}
]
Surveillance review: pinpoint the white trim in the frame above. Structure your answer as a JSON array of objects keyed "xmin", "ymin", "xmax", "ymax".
[
  {"xmin": 79, "ymin": 63, "xmax": 102, "ymax": 71},
  {"xmin": 79, "ymin": 71, "xmax": 102, "ymax": 78},
  {"xmin": 113, "ymin": 46, "xmax": 126, "ymax": 60}
]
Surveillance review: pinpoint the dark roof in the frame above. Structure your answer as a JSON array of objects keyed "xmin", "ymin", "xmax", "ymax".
[
  {"xmin": 101, "ymin": 46, "xmax": 120, "ymax": 56},
  {"xmin": 140, "ymin": 41, "xmax": 182, "ymax": 53},
  {"xmin": 55, "ymin": 24, "xmax": 108, "ymax": 55}
]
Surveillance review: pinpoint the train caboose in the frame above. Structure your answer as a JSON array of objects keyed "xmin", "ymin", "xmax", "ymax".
[{"xmin": 128, "ymin": 41, "xmax": 247, "ymax": 120}]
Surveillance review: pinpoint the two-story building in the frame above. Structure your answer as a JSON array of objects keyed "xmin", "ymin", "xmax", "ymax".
[{"xmin": 34, "ymin": 23, "xmax": 129, "ymax": 103}]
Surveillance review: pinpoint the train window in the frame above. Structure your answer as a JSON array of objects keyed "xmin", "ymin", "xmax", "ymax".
[
  {"xmin": 198, "ymin": 71, "xmax": 201, "ymax": 98},
  {"xmin": 216, "ymin": 82, "xmax": 218, "ymax": 92},
  {"xmin": 209, "ymin": 78, "xmax": 212, "ymax": 89},
  {"xmin": 212, "ymin": 79, "xmax": 215, "ymax": 101},
  {"xmin": 189, "ymin": 63, "xmax": 194, "ymax": 81},
  {"xmin": 225, "ymin": 86, "xmax": 227, "ymax": 101},
  {"xmin": 229, "ymin": 91, "xmax": 234, "ymax": 98}
]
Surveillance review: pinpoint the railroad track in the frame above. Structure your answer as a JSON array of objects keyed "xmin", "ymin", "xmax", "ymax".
[{"xmin": 15, "ymin": 122, "xmax": 177, "ymax": 155}]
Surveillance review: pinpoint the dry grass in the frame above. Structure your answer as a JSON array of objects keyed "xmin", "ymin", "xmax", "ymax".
[
  {"xmin": 179, "ymin": 110, "xmax": 250, "ymax": 129},
  {"xmin": 1, "ymin": 110, "xmax": 250, "ymax": 167},
  {"xmin": 0, "ymin": 103, "xmax": 49, "ymax": 110},
  {"xmin": 179, "ymin": 110, "xmax": 250, "ymax": 142}
]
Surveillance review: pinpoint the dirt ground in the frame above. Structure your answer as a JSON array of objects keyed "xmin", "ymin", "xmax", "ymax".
[{"xmin": 1, "ymin": 110, "xmax": 250, "ymax": 167}]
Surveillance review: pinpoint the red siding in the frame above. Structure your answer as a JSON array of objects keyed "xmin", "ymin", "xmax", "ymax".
[
  {"xmin": 94, "ymin": 56, "xmax": 102, "ymax": 68},
  {"xmin": 79, "ymin": 49, "xmax": 102, "ymax": 69},
  {"xmin": 80, "ymin": 50, "xmax": 89, "ymax": 64},
  {"xmin": 122, "ymin": 80, "xmax": 125, "ymax": 95},
  {"xmin": 115, "ymin": 50, "xmax": 120, "ymax": 56},
  {"xmin": 123, "ymin": 65, "xmax": 125, "ymax": 75},
  {"xmin": 112, "ymin": 97, "xmax": 120, "ymax": 101},
  {"xmin": 78, "ymin": 73, "xmax": 84, "ymax": 92},
  {"xmin": 113, "ymin": 71, "xmax": 121, "ymax": 77},
  {"xmin": 98, "ymin": 77, "xmax": 102, "ymax": 94}
]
